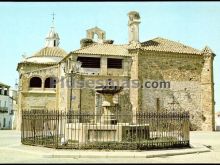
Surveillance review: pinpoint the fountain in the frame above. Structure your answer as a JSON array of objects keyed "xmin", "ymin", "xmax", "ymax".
[
  {"xmin": 96, "ymin": 85, "xmax": 123, "ymax": 125},
  {"xmin": 64, "ymin": 84, "xmax": 149, "ymax": 144}
]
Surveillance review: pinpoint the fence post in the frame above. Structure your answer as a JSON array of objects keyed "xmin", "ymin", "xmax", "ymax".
[
  {"xmin": 56, "ymin": 111, "xmax": 60, "ymax": 149},
  {"xmin": 21, "ymin": 109, "xmax": 23, "ymax": 143}
]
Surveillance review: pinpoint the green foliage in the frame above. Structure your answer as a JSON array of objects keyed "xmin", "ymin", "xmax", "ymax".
[
  {"xmin": 79, "ymin": 141, "xmax": 137, "ymax": 150},
  {"xmin": 22, "ymin": 136, "xmax": 189, "ymax": 150}
]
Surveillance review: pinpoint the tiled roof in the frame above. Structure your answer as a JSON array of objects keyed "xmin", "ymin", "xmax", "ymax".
[
  {"xmin": 141, "ymin": 37, "xmax": 202, "ymax": 55},
  {"xmin": 33, "ymin": 47, "xmax": 67, "ymax": 57},
  {"xmin": 70, "ymin": 37, "xmax": 202, "ymax": 57},
  {"xmin": 0, "ymin": 82, "xmax": 10, "ymax": 87},
  {"xmin": 72, "ymin": 43, "xmax": 129, "ymax": 56}
]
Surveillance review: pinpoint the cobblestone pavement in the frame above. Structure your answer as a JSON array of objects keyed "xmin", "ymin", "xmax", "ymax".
[{"xmin": 0, "ymin": 130, "xmax": 220, "ymax": 163}]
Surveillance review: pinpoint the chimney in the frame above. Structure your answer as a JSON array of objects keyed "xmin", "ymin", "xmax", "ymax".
[{"xmin": 128, "ymin": 11, "xmax": 141, "ymax": 44}]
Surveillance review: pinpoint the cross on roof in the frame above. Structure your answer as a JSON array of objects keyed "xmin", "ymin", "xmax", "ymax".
[{"xmin": 51, "ymin": 12, "xmax": 55, "ymax": 27}]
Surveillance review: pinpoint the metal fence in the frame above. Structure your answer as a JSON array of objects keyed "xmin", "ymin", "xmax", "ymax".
[{"xmin": 21, "ymin": 110, "xmax": 190, "ymax": 150}]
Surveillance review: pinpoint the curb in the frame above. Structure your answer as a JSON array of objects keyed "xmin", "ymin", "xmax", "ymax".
[
  {"xmin": 43, "ymin": 145, "xmax": 211, "ymax": 158},
  {"xmin": 145, "ymin": 148, "xmax": 210, "ymax": 158},
  {"xmin": 2, "ymin": 142, "xmax": 211, "ymax": 159}
]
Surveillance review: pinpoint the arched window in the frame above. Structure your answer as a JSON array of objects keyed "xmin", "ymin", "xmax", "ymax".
[
  {"xmin": 93, "ymin": 33, "xmax": 99, "ymax": 42},
  {"xmin": 44, "ymin": 77, "xmax": 56, "ymax": 88},
  {"xmin": 29, "ymin": 77, "xmax": 42, "ymax": 88}
]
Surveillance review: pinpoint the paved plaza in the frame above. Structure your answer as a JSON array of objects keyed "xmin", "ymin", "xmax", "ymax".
[{"xmin": 0, "ymin": 130, "xmax": 220, "ymax": 163}]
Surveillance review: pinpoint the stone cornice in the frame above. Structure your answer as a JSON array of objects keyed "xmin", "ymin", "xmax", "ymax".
[
  {"xmin": 22, "ymin": 90, "xmax": 56, "ymax": 94},
  {"xmin": 201, "ymin": 82, "xmax": 213, "ymax": 85},
  {"xmin": 139, "ymin": 50, "xmax": 203, "ymax": 59},
  {"xmin": 23, "ymin": 65, "xmax": 58, "ymax": 77},
  {"xmin": 17, "ymin": 62, "xmax": 56, "ymax": 71},
  {"xmin": 127, "ymin": 48, "xmax": 140, "ymax": 54},
  {"xmin": 81, "ymin": 74, "xmax": 130, "ymax": 79}
]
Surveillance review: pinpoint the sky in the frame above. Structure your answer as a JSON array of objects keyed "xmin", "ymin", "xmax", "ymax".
[{"xmin": 0, "ymin": 2, "xmax": 219, "ymax": 112}]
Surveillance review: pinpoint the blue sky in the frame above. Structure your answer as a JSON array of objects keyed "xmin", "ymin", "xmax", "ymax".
[{"xmin": 0, "ymin": 2, "xmax": 219, "ymax": 112}]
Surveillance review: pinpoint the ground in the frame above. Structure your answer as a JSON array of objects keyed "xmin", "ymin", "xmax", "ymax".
[{"xmin": 0, "ymin": 130, "xmax": 220, "ymax": 163}]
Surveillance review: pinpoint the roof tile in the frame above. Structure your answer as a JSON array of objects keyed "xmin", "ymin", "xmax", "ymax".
[
  {"xmin": 71, "ymin": 37, "xmax": 202, "ymax": 56},
  {"xmin": 141, "ymin": 37, "xmax": 202, "ymax": 55},
  {"xmin": 33, "ymin": 47, "xmax": 67, "ymax": 57},
  {"xmin": 72, "ymin": 43, "xmax": 129, "ymax": 56}
]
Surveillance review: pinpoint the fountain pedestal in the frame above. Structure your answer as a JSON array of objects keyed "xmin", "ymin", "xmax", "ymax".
[
  {"xmin": 100, "ymin": 99, "xmax": 117, "ymax": 125},
  {"xmin": 63, "ymin": 85, "xmax": 149, "ymax": 144}
]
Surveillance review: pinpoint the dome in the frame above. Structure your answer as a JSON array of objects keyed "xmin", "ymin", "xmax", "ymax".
[
  {"xmin": 33, "ymin": 47, "xmax": 67, "ymax": 57},
  {"xmin": 19, "ymin": 22, "xmax": 67, "ymax": 64}
]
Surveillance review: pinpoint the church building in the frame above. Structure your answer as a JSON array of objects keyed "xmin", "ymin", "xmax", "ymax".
[{"xmin": 16, "ymin": 11, "xmax": 215, "ymax": 131}]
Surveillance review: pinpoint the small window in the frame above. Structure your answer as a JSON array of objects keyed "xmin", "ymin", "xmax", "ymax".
[
  {"xmin": 30, "ymin": 77, "xmax": 42, "ymax": 88},
  {"xmin": 107, "ymin": 58, "xmax": 122, "ymax": 69},
  {"xmin": 3, "ymin": 118, "xmax": 6, "ymax": 127},
  {"xmin": 4, "ymin": 90, "xmax": 8, "ymax": 95},
  {"xmin": 44, "ymin": 77, "xmax": 56, "ymax": 88},
  {"xmin": 77, "ymin": 57, "xmax": 100, "ymax": 68}
]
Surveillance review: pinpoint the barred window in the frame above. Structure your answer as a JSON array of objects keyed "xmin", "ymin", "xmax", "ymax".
[
  {"xmin": 107, "ymin": 58, "xmax": 122, "ymax": 69},
  {"xmin": 77, "ymin": 57, "xmax": 100, "ymax": 68}
]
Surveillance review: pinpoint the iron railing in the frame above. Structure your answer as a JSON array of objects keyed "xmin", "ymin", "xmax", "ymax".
[{"xmin": 21, "ymin": 110, "xmax": 190, "ymax": 150}]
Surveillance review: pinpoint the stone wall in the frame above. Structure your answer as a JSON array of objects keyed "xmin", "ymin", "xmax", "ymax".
[
  {"xmin": 80, "ymin": 88, "xmax": 95, "ymax": 113},
  {"xmin": 138, "ymin": 51, "xmax": 205, "ymax": 130},
  {"xmin": 118, "ymin": 89, "xmax": 132, "ymax": 123},
  {"xmin": 16, "ymin": 63, "xmax": 58, "ymax": 130},
  {"xmin": 69, "ymin": 75, "xmax": 131, "ymax": 115},
  {"xmin": 21, "ymin": 93, "xmax": 57, "ymax": 110}
]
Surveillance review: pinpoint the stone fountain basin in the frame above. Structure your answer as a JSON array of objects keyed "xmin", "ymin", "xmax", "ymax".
[{"xmin": 64, "ymin": 123, "xmax": 150, "ymax": 143}]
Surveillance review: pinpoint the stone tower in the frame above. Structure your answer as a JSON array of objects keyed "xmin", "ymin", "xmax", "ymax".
[
  {"xmin": 127, "ymin": 11, "xmax": 141, "ymax": 123},
  {"xmin": 128, "ymin": 11, "xmax": 141, "ymax": 44},
  {"xmin": 201, "ymin": 46, "xmax": 215, "ymax": 131}
]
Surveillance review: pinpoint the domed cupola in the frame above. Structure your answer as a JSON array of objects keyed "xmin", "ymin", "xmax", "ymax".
[
  {"xmin": 45, "ymin": 26, "xmax": 60, "ymax": 47},
  {"xmin": 45, "ymin": 13, "xmax": 60, "ymax": 48},
  {"xmin": 20, "ymin": 14, "xmax": 67, "ymax": 64}
]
